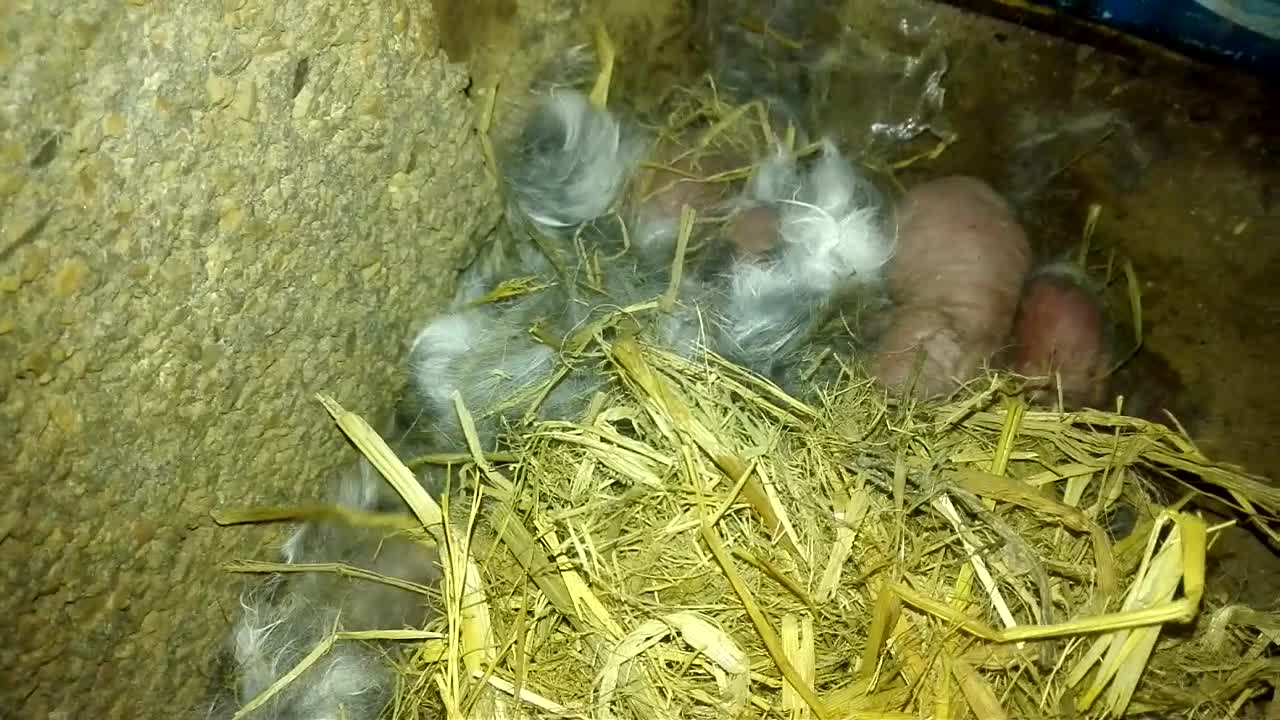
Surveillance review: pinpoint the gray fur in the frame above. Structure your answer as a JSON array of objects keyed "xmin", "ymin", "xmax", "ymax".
[
  {"xmin": 502, "ymin": 91, "xmax": 649, "ymax": 241},
  {"xmin": 203, "ymin": 459, "xmax": 442, "ymax": 720},
  {"xmin": 398, "ymin": 281, "xmax": 613, "ymax": 452}
]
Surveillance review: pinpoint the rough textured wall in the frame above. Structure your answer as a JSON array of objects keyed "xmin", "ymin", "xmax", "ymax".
[
  {"xmin": 0, "ymin": 0, "xmax": 500, "ymax": 716},
  {"xmin": 428, "ymin": 0, "xmax": 698, "ymax": 147}
]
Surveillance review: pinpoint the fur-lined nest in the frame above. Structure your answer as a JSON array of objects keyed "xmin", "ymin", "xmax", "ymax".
[
  {"xmin": 312, "ymin": 326, "xmax": 1278, "ymax": 720},
  {"xmin": 224, "ymin": 28, "xmax": 1278, "ymax": 720}
]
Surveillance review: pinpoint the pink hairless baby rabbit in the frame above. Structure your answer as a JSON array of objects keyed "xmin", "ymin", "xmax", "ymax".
[
  {"xmin": 870, "ymin": 174, "xmax": 1182, "ymax": 423},
  {"xmin": 1010, "ymin": 262, "xmax": 1200, "ymax": 426},
  {"xmin": 631, "ymin": 139, "xmax": 782, "ymax": 263},
  {"xmin": 873, "ymin": 175, "xmax": 1032, "ymax": 399},
  {"xmin": 1009, "ymin": 263, "xmax": 1112, "ymax": 410}
]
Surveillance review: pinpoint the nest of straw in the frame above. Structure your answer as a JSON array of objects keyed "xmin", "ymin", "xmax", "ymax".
[{"xmin": 316, "ymin": 324, "xmax": 1280, "ymax": 720}]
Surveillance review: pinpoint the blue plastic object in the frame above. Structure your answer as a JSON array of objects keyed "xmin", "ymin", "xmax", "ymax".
[{"xmin": 1026, "ymin": 0, "xmax": 1280, "ymax": 77}]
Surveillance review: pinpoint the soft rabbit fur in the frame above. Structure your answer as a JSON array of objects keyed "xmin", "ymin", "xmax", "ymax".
[
  {"xmin": 399, "ymin": 87, "xmax": 896, "ymax": 452},
  {"xmin": 202, "ymin": 457, "xmax": 443, "ymax": 720}
]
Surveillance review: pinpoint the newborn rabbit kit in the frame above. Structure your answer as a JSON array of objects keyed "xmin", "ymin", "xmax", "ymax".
[{"xmin": 201, "ymin": 9, "xmax": 1280, "ymax": 720}]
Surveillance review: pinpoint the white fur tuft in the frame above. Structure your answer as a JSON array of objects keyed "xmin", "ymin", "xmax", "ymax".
[
  {"xmin": 407, "ymin": 311, "xmax": 480, "ymax": 412},
  {"xmin": 719, "ymin": 260, "xmax": 813, "ymax": 361},
  {"xmin": 404, "ymin": 303, "xmax": 568, "ymax": 447},
  {"xmin": 748, "ymin": 146, "xmax": 800, "ymax": 204},
  {"xmin": 230, "ymin": 590, "xmax": 290, "ymax": 701},
  {"xmin": 716, "ymin": 141, "xmax": 891, "ymax": 376},
  {"xmin": 279, "ymin": 527, "xmax": 306, "ymax": 564},
  {"xmin": 229, "ymin": 588, "xmax": 391, "ymax": 719},
  {"xmin": 331, "ymin": 459, "xmax": 384, "ymax": 512},
  {"xmin": 775, "ymin": 140, "xmax": 892, "ymax": 294},
  {"xmin": 629, "ymin": 208, "xmax": 681, "ymax": 264}
]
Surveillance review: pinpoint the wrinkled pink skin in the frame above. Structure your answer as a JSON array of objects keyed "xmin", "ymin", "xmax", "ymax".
[
  {"xmin": 1011, "ymin": 269, "xmax": 1111, "ymax": 410},
  {"xmin": 728, "ymin": 205, "xmax": 779, "ymax": 258},
  {"xmin": 874, "ymin": 176, "xmax": 1032, "ymax": 399},
  {"xmin": 640, "ymin": 163, "xmax": 732, "ymax": 220},
  {"xmin": 1010, "ymin": 270, "xmax": 1200, "ymax": 429},
  {"xmin": 636, "ymin": 143, "xmax": 781, "ymax": 259}
]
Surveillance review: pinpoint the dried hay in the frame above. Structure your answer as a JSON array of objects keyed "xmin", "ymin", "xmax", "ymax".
[{"xmin": 307, "ymin": 326, "xmax": 1278, "ymax": 720}]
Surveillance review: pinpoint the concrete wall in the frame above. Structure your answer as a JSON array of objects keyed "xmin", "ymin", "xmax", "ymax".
[{"xmin": 0, "ymin": 0, "xmax": 501, "ymax": 715}]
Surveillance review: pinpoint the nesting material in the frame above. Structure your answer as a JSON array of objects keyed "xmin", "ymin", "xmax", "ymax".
[
  {"xmin": 217, "ymin": 42, "xmax": 1278, "ymax": 720},
  {"xmin": 307, "ymin": 328, "xmax": 1277, "ymax": 720}
]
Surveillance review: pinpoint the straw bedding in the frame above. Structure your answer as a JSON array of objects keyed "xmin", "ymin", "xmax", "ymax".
[
  {"xmin": 219, "ymin": 29, "xmax": 1280, "ymax": 720},
  {"xmin": 306, "ymin": 329, "xmax": 1279, "ymax": 719}
]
